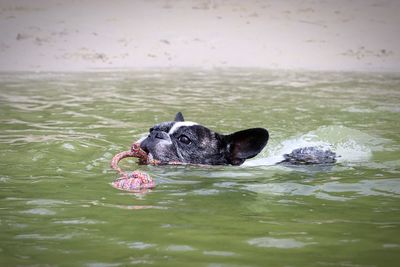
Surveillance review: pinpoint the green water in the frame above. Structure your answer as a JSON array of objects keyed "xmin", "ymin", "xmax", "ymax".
[{"xmin": 0, "ymin": 70, "xmax": 399, "ymax": 267}]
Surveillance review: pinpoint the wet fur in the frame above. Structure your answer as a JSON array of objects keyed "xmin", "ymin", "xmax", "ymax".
[
  {"xmin": 140, "ymin": 112, "xmax": 337, "ymax": 166},
  {"xmin": 140, "ymin": 112, "xmax": 269, "ymax": 165}
]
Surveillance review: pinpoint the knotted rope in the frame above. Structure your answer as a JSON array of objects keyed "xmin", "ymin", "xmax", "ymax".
[
  {"xmin": 110, "ymin": 142, "xmax": 158, "ymax": 192},
  {"xmin": 111, "ymin": 142, "xmax": 195, "ymax": 192}
]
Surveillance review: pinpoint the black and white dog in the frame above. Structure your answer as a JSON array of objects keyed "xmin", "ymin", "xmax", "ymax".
[{"xmin": 140, "ymin": 112, "xmax": 336, "ymax": 166}]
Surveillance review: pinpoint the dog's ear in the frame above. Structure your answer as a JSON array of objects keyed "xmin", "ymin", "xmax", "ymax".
[
  {"xmin": 174, "ymin": 112, "xmax": 185, "ymax": 122},
  {"xmin": 225, "ymin": 128, "xmax": 269, "ymax": 165}
]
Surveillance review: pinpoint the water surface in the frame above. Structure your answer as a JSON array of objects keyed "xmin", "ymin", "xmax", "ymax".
[{"xmin": 0, "ymin": 69, "xmax": 399, "ymax": 266}]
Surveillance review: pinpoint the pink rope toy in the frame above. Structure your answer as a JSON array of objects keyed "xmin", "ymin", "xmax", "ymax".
[
  {"xmin": 111, "ymin": 140, "xmax": 197, "ymax": 192},
  {"xmin": 110, "ymin": 142, "xmax": 159, "ymax": 192}
]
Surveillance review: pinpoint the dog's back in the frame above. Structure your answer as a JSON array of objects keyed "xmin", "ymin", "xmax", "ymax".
[{"xmin": 279, "ymin": 147, "xmax": 337, "ymax": 165}]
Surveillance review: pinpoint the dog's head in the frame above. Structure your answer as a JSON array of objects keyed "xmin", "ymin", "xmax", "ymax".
[{"xmin": 140, "ymin": 112, "xmax": 269, "ymax": 165}]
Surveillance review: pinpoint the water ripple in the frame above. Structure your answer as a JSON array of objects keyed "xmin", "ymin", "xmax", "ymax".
[
  {"xmin": 1, "ymin": 70, "xmax": 400, "ymax": 266},
  {"xmin": 245, "ymin": 178, "xmax": 400, "ymax": 200},
  {"xmin": 247, "ymin": 237, "xmax": 308, "ymax": 249}
]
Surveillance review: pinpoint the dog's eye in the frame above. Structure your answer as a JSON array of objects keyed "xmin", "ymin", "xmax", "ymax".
[
  {"xmin": 149, "ymin": 127, "xmax": 154, "ymax": 133},
  {"xmin": 178, "ymin": 135, "xmax": 191, "ymax": 145}
]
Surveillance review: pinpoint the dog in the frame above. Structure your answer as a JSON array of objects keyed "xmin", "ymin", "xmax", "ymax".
[
  {"xmin": 140, "ymin": 112, "xmax": 269, "ymax": 165},
  {"xmin": 140, "ymin": 112, "xmax": 336, "ymax": 166}
]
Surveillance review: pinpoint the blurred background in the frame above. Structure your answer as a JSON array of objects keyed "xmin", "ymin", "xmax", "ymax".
[{"xmin": 0, "ymin": 0, "xmax": 399, "ymax": 72}]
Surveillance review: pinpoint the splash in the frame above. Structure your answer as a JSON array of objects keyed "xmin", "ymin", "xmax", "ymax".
[{"xmin": 244, "ymin": 126, "xmax": 381, "ymax": 166}]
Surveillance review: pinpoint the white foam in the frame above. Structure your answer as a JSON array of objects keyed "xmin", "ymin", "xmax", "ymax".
[
  {"xmin": 244, "ymin": 126, "xmax": 377, "ymax": 167},
  {"xmin": 244, "ymin": 137, "xmax": 331, "ymax": 167}
]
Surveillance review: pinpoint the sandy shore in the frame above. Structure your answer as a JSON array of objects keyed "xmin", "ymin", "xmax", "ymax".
[{"xmin": 0, "ymin": 0, "xmax": 399, "ymax": 72}]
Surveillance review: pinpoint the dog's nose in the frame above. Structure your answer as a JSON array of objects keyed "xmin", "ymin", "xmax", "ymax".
[{"xmin": 152, "ymin": 130, "xmax": 169, "ymax": 140}]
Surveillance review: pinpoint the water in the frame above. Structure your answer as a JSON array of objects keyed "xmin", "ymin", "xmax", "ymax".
[{"xmin": 0, "ymin": 69, "xmax": 399, "ymax": 266}]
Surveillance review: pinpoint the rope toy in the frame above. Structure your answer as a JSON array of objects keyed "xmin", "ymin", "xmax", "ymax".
[
  {"xmin": 110, "ymin": 142, "xmax": 158, "ymax": 192},
  {"xmin": 111, "ymin": 142, "xmax": 192, "ymax": 192}
]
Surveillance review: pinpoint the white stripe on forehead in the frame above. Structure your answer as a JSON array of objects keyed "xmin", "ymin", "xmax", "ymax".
[{"xmin": 168, "ymin": 121, "xmax": 198, "ymax": 135}]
